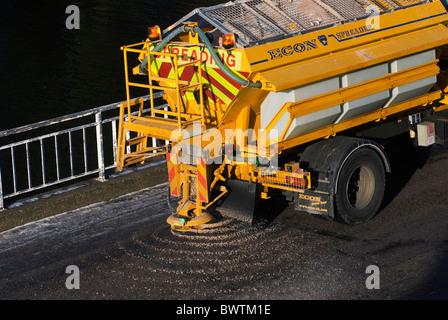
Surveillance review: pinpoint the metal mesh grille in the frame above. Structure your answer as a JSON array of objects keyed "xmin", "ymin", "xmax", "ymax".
[
  {"xmin": 353, "ymin": 0, "xmax": 428, "ymax": 12},
  {"xmin": 274, "ymin": 0, "xmax": 342, "ymax": 30},
  {"xmin": 246, "ymin": 0, "xmax": 299, "ymax": 34},
  {"xmin": 206, "ymin": 2, "xmax": 286, "ymax": 43},
  {"xmin": 201, "ymin": 0, "xmax": 430, "ymax": 46},
  {"xmin": 321, "ymin": 0, "xmax": 369, "ymax": 20}
]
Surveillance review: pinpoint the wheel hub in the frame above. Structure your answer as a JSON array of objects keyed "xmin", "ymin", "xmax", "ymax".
[{"xmin": 346, "ymin": 166, "xmax": 375, "ymax": 210}]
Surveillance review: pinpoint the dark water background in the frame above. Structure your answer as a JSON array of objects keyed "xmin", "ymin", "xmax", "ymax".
[{"xmin": 0, "ymin": 0, "xmax": 224, "ymax": 131}]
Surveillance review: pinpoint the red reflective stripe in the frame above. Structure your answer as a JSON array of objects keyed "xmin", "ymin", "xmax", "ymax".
[
  {"xmin": 169, "ymin": 166, "xmax": 176, "ymax": 182},
  {"xmin": 179, "ymin": 66, "xmax": 197, "ymax": 98},
  {"xmin": 158, "ymin": 62, "xmax": 172, "ymax": 78},
  {"xmin": 197, "ymin": 171, "xmax": 207, "ymax": 190},
  {"xmin": 199, "ymin": 192, "xmax": 207, "ymax": 202},
  {"xmin": 200, "ymin": 69, "xmax": 235, "ymax": 101},
  {"xmin": 204, "ymin": 89, "xmax": 218, "ymax": 103},
  {"xmin": 180, "ymin": 65, "xmax": 196, "ymax": 82},
  {"xmin": 213, "ymin": 69, "xmax": 249, "ymax": 89}
]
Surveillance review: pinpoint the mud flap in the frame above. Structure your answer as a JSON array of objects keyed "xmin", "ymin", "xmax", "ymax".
[
  {"xmin": 217, "ymin": 179, "xmax": 257, "ymax": 224},
  {"xmin": 294, "ymin": 191, "xmax": 334, "ymax": 219}
]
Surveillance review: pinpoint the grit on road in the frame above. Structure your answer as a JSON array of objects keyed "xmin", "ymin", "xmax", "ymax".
[{"xmin": 0, "ymin": 144, "xmax": 447, "ymax": 300}]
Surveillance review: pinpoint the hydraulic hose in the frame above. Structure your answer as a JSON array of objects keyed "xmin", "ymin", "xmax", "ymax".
[
  {"xmin": 138, "ymin": 26, "xmax": 184, "ymax": 74},
  {"xmin": 138, "ymin": 25, "xmax": 262, "ymax": 89}
]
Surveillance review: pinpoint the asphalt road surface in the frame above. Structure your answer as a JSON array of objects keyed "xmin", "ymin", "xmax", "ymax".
[{"xmin": 0, "ymin": 142, "xmax": 447, "ymax": 301}]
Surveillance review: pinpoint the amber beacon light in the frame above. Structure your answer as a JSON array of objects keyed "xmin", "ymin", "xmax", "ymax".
[
  {"xmin": 148, "ymin": 25, "xmax": 162, "ymax": 41},
  {"xmin": 222, "ymin": 33, "xmax": 236, "ymax": 49}
]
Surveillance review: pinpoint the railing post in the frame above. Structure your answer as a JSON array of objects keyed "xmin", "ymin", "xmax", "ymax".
[
  {"xmin": 95, "ymin": 111, "xmax": 106, "ymax": 182},
  {"xmin": 0, "ymin": 163, "xmax": 4, "ymax": 211}
]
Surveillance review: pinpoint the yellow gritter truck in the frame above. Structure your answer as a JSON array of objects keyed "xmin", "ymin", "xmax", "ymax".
[{"xmin": 116, "ymin": 0, "xmax": 448, "ymax": 231}]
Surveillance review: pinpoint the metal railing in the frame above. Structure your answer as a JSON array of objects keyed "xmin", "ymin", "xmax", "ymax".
[{"xmin": 0, "ymin": 93, "xmax": 167, "ymax": 210}]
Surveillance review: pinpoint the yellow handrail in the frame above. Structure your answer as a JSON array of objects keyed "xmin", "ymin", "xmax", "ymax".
[{"xmin": 121, "ymin": 43, "xmax": 205, "ymax": 130}]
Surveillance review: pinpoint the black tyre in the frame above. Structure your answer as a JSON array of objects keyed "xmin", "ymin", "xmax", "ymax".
[{"xmin": 335, "ymin": 148, "xmax": 385, "ymax": 225}]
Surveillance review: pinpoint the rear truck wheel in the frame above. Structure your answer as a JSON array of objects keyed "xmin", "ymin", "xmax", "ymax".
[
  {"xmin": 335, "ymin": 148, "xmax": 386, "ymax": 225},
  {"xmin": 296, "ymin": 136, "xmax": 391, "ymax": 222}
]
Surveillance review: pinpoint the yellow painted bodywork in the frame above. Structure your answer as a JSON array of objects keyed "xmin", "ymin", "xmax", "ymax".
[
  {"xmin": 120, "ymin": 1, "xmax": 448, "ymax": 150},
  {"xmin": 116, "ymin": 0, "xmax": 448, "ymax": 230}
]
